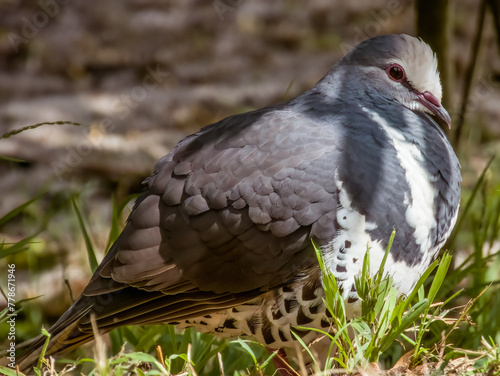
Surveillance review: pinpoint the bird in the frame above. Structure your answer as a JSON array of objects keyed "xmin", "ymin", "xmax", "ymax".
[{"xmin": 16, "ymin": 34, "xmax": 461, "ymax": 374}]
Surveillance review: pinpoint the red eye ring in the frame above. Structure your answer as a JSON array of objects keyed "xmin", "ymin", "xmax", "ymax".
[{"xmin": 386, "ymin": 64, "xmax": 405, "ymax": 82}]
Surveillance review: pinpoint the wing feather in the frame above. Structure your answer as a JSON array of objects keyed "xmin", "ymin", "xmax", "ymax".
[{"xmin": 84, "ymin": 107, "xmax": 340, "ymax": 298}]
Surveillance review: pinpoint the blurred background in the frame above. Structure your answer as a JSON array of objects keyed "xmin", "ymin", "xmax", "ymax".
[{"xmin": 0, "ymin": 0, "xmax": 499, "ymax": 373}]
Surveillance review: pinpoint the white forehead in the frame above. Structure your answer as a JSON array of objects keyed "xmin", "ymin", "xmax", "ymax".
[
  {"xmin": 344, "ymin": 34, "xmax": 443, "ymax": 101},
  {"xmin": 392, "ymin": 35, "xmax": 442, "ymax": 101}
]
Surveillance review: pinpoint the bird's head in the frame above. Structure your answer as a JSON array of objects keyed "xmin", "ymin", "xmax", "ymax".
[{"xmin": 338, "ymin": 34, "xmax": 451, "ymax": 128}]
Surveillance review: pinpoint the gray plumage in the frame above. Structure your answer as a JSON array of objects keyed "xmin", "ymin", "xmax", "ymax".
[{"xmin": 17, "ymin": 34, "xmax": 461, "ymax": 372}]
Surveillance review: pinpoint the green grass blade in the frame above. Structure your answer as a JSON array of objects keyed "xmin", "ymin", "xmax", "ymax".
[
  {"xmin": 0, "ymin": 155, "xmax": 25, "ymax": 162},
  {"xmin": 0, "ymin": 234, "xmax": 41, "ymax": 259},
  {"xmin": 375, "ymin": 229, "xmax": 396, "ymax": 285},
  {"xmin": 105, "ymin": 193, "xmax": 140, "ymax": 252},
  {"xmin": 0, "ymin": 366, "xmax": 20, "ymax": 376},
  {"xmin": 291, "ymin": 329, "xmax": 319, "ymax": 369},
  {"xmin": 231, "ymin": 339, "xmax": 258, "ymax": 365},
  {"xmin": 380, "ymin": 298, "xmax": 430, "ymax": 353},
  {"xmin": 34, "ymin": 327, "xmax": 52, "ymax": 371},
  {"xmin": 447, "ymin": 154, "xmax": 495, "ymax": 247},
  {"xmin": 428, "ymin": 252, "xmax": 452, "ymax": 304},
  {"xmin": 0, "ymin": 193, "xmax": 44, "ymax": 228},
  {"xmin": 400, "ymin": 258, "xmax": 439, "ymax": 314},
  {"xmin": 281, "ymin": 77, "xmax": 296, "ymax": 101},
  {"xmin": 71, "ymin": 195, "xmax": 98, "ymax": 272}
]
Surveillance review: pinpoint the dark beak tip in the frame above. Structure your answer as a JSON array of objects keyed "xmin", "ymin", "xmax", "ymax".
[
  {"xmin": 440, "ymin": 107, "xmax": 452, "ymax": 129},
  {"xmin": 417, "ymin": 92, "xmax": 451, "ymax": 129}
]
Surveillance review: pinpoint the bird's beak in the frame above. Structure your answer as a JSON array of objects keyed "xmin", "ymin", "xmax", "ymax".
[{"xmin": 415, "ymin": 91, "xmax": 452, "ymax": 129}]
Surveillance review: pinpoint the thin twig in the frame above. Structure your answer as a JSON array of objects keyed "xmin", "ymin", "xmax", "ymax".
[
  {"xmin": 454, "ymin": 0, "xmax": 487, "ymax": 147},
  {"xmin": 218, "ymin": 352, "xmax": 226, "ymax": 376},
  {"xmin": 487, "ymin": 0, "xmax": 500, "ymax": 54},
  {"xmin": 64, "ymin": 278, "xmax": 74, "ymax": 303},
  {"xmin": 157, "ymin": 345, "xmax": 166, "ymax": 369},
  {"xmin": 187, "ymin": 343, "xmax": 197, "ymax": 376},
  {"xmin": 90, "ymin": 313, "xmax": 107, "ymax": 372},
  {"xmin": 0, "ymin": 121, "xmax": 82, "ymax": 139}
]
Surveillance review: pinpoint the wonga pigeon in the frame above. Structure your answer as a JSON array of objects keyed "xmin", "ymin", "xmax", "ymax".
[{"xmin": 17, "ymin": 34, "xmax": 461, "ymax": 373}]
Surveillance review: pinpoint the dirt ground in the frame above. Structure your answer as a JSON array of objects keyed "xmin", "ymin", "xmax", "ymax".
[
  {"xmin": 0, "ymin": 1, "xmax": 499, "ymax": 372},
  {"xmin": 1, "ymin": 1, "xmax": 499, "ymax": 192}
]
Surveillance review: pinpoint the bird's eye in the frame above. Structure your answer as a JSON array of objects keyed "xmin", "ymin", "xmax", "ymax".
[{"xmin": 386, "ymin": 64, "xmax": 405, "ymax": 82}]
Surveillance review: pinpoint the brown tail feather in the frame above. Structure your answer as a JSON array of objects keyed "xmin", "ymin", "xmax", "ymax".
[
  {"xmin": 16, "ymin": 285, "xmax": 260, "ymax": 374},
  {"xmin": 17, "ymin": 297, "xmax": 94, "ymax": 373}
]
